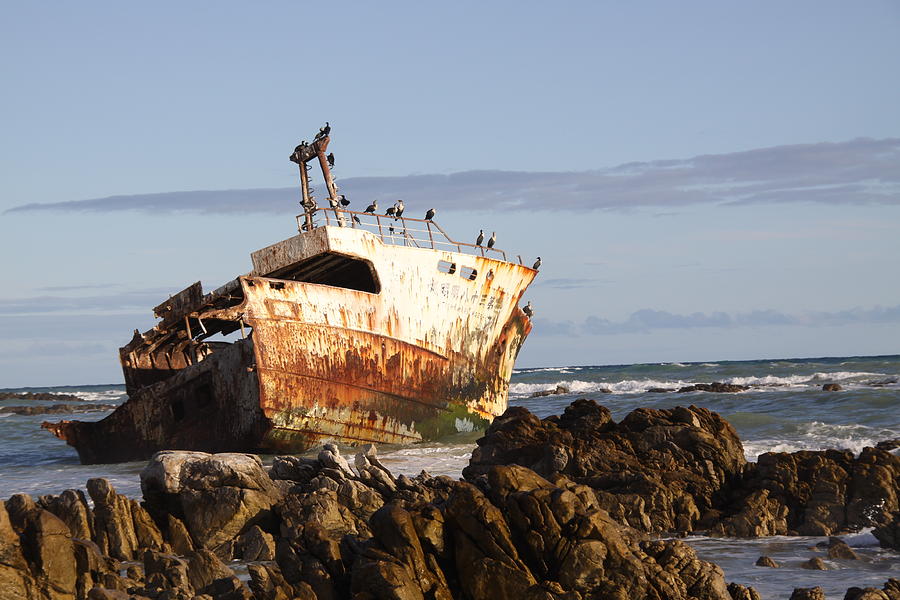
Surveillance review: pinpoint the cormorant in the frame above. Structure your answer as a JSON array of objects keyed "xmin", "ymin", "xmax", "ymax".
[
  {"xmin": 476, "ymin": 230, "xmax": 484, "ymax": 246},
  {"xmin": 532, "ymin": 257, "xmax": 541, "ymax": 270},
  {"xmin": 394, "ymin": 199, "xmax": 405, "ymax": 219},
  {"xmin": 364, "ymin": 200, "xmax": 378, "ymax": 214},
  {"xmin": 318, "ymin": 122, "xmax": 331, "ymax": 138},
  {"xmin": 425, "ymin": 208, "xmax": 435, "ymax": 221},
  {"xmin": 339, "ymin": 194, "xmax": 350, "ymax": 206},
  {"xmin": 487, "ymin": 232, "xmax": 496, "ymax": 248},
  {"xmin": 385, "ymin": 206, "xmax": 396, "ymax": 217},
  {"xmin": 522, "ymin": 301, "xmax": 534, "ymax": 318},
  {"xmin": 327, "ymin": 152, "xmax": 335, "ymax": 167},
  {"xmin": 352, "ymin": 215, "xmax": 361, "ymax": 224}
]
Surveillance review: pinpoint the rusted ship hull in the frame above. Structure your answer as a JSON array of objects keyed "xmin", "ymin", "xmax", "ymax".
[{"xmin": 45, "ymin": 225, "xmax": 535, "ymax": 464}]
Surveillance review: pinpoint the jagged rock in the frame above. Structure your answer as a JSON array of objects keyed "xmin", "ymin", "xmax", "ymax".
[
  {"xmin": 0, "ymin": 500, "xmax": 35, "ymax": 600},
  {"xmin": 0, "ymin": 403, "xmax": 118, "ymax": 415},
  {"xmin": 466, "ymin": 400, "xmax": 746, "ymax": 533},
  {"xmin": 19, "ymin": 508, "xmax": 78, "ymax": 599},
  {"xmin": 468, "ymin": 400, "xmax": 900, "ymax": 537},
  {"xmin": 237, "ymin": 525, "xmax": 275, "ymax": 561},
  {"xmin": 728, "ymin": 582, "xmax": 762, "ymax": 600},
  {"xmin": 789, "ymin": 588, "xmax": 826, "ymax": 600},
  {"xmin": 875, "ymin": 439, "xmax": 900, "ymax": 452},
  {"xmin": 88, "ymin": 478, "xmax": 164, "ymax": 560},
  {"xmin": 827, "ymin": 537, "xmax": 860, "ymax": 560},
  {"xmin": 247, "ymin": 563, "xmax": 295, "ymax": 600},
  {"xmin": 874, "ymin": 512, "xmax": 900, "ymax": 550},
  {"xmin": 163, "ymin": 514, "xmax": 194, "ymax": 555},
  {"xmin": 823, "ymin": 383, "xmax": 843, "ymax": 391},
  {"xmin": 269, "ymin": 455, "xmax": 319, "ymax": 483},
  {"xmin": 39, "ymin": 489, "xmax": 94, "ymax": 541},
  {"xmin": 800, "ymin": 556, "xmax": 827, "ymax": 570},
  {"xmin": 755, "ymin": 555, "xmax": 779, "ymax": 567},
  {"xmin": 141, "ymin": 451, "xmax": 282, "ymax": 552}
]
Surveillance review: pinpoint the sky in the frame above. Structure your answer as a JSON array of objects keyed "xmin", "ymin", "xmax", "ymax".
[{"xmin": 1, "ymin": 1, "xmax": 899, "ymax": 387}]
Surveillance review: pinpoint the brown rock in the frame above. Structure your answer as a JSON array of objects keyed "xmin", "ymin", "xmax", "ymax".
[
  {"xmin": 789, "ymin": 588, "xmax": 825, "ymax": 600},
  {"xmin": 238, "ymin": 525, "xmax": 275, "ymax": 561},
  {"xmin": 822, "ymin": 383, "xmax": 842, "ymax": 391},
  {"xmin": 727, "ymin": 582, "xmax": 762, "ymax": 600},
  {"xmin": 87, "ymin": 478, "xmax": 140, "ymax": 560},
  {"xmin": 141, "ymin": 451, "xmax": 283, "ymax": 552},
  {"xmin": 827, "ymin": 537, "xmax": 860, "ymax": 560},
  {"xmin": 755, "ymin": 555, "xmax": 779, "ymax": 567},
  {"xmin": 874, "ymin": 513, "xmax": 900, "ymax": 550},
  {"xmin": 21, "ymin": 509, "xmax": 78, "ymax": 599},
  {"xmin": 0, "ymin": 501, "xmax": 35, "ymax": 600},
  {"xmin": 800, "ymin": 556, "xmax": 827, "ymax": 570},
  {"xmin": 163, "ymin": 514, "xmax": 194, "ymax": 555},
  {"xmin": 247, "ymin": 563, "xmax": 294, "ymax": 600},
  {"xmin": 39, "ymin": 489, "xmax": 94, "ymax": 540}
]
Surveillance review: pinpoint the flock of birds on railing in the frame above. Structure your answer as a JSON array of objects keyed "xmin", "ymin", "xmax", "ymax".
[{"xmin": 296, "ymin": 123, "xmax": 540, "ymax": 318}]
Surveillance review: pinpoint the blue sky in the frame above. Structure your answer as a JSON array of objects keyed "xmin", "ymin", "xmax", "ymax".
[{"xmin": 1, "ymin": 2, "xmax": 899, "ymax": 386}]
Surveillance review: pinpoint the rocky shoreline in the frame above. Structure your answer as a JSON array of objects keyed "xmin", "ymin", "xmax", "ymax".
[{"xmin": 2, "ymin": 399, "xmax": 898, "ymax": 600}]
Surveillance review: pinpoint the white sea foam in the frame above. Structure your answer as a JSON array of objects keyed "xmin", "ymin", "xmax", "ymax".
[
  {"xmin": 724, "ymin": 371, "xmax": 887, "ymax": 388},
  {"xmin": 699, "ymin": 363, "xmax": 720, "ymax": 367},
  {"xmin": 509, "ymin": 378, "xmax": 691, "ymax": 396},
  {"xmin": 743, "ymin": 420, "xmax": 898, "ymax": 461},
  {"xmin": 67, "ymin": 390, "xmax": 127, "ymax": 403}
]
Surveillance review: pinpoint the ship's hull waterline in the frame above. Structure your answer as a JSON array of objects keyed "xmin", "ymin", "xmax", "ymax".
[{"xmin": 45, "ymin": 226, "xmax": 536, "ymax": 463}]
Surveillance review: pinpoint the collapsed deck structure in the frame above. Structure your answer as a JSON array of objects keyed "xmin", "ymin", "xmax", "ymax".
[{"xmin": 44, "ymin": 127, "xmax": 538, "ymax": 463}]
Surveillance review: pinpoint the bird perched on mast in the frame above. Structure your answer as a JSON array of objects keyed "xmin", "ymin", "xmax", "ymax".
[
  {"xmin": 475, "ymin": 230, "xmax": 484, "ymax": 246},
  {"xmin": 424, "ymin": 208, "xmax": 435, "ymax": 221},
  {"xmin": 487, "ymin": 232, "xmax": 496, "ymax": 248},
  {"xmin": 327, "ymin": 153, "xmax": 335, "ymax": 167},
  {"xmin": 339, "ymin": 194, "xmax": 350, "ymax": 207},
  {"xmin": 532, "ymin": 257, "xmax": 541, "ymax": 270},
  {"xmin": 364, "ymin": 200, "xmax": 378, "ymax": 214},
  {"xmin": 317, "ymin": 122, "xmax": 331, "ymax": 139}
]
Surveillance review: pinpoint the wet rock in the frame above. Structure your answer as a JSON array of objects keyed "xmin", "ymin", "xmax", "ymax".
[
  {"xmin": 755, "ymin": 555, "xmax": 779, "ymax": 567},
  {"xmin": 873, "ymin": 513, "xmax": 900, "ymax": 550},
  {"xmin": 875, "ymin": 439, "xmax": 900, "ymax": 452},
  {"xmin": 530, "ymin": 384, "xmax": 571, "ymax": 398},
  {"xmin": 677, "ymin": 382, "xmax": 749, "ymax": 393},
  {"xmin": 728, "ymin": 582, "xmax": 762, "ymax": 600},
  {"xmin": 141, "ymin": 451, "xmax": 282, "ymax": 552},
  {"xmin": 789, "ymin": 587, "xmax": 825, "ymax": 600},
  {"xmin": 827, "ymin": 537, "xmax": 860, "ymax": 560},
  {"xmin": 0, "ymin": 392, "xmax": 83, "ymax": 402},
  {"xmin": 800, "ymin": 556, "xmax": 827, "ymax": 570},
  {"xmin": 823, "ymin": 383, "xmax": 843, "ymax": 392}
]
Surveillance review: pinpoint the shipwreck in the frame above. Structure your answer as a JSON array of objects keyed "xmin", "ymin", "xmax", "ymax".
[{"xmin": 44, "ymin": 126, "xmax": 538, "ymax": 464}]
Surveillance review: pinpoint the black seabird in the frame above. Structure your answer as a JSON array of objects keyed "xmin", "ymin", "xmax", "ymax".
[
  {"xmin": 339, "ymin": 194, "xmax": 350, "ymax": 206},
  {"xmin": 327, "ymin": 152, "xmax": 335, "ymax": 167},
  {"xmin": 364, "ymin": 200, "xmax": 378, "ymax": 214},
  {"xmin": 487, "ymin": 232, "xmax": 496, "ymax": 248},
  {"xmin": 352, "ymin": 214, "xmax": 361, "ymax": 224},
  {"xmin": 476, "ymin": 229, "xmax": 484, "ymax": 246},
  {"xmin": 425, "ymin": 208, "xmax": 435, "ymax": 221},
  {"xmin": 385, "ymin": 206, "xmax": 396, "ymax": 217},
  {"xmin": 532, "ymin": 257, "xmax": 541, "ymax": 270},
  {"xmin": 394, "ymin": 200, "xmax": 405, "ymax": 219},
  {"xmin": 522, "ymin": 301, "xmax": 534, "ymax": 318},
  {"xmin": 318, "ymin": 121, "xmax": 331, "ymax": 138}
]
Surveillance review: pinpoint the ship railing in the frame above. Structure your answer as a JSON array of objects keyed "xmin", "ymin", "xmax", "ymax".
[{"xmin": 296, "ymin": 208, "xmax": 519, "ymax": 263}]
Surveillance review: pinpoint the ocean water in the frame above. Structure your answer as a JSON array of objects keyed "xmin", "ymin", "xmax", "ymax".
[{"xmin": 1, "ymin": 355, "xmax": 899, "ymax": 598}]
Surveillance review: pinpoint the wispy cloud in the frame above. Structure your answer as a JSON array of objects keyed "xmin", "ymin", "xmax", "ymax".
[
  {"xmin": 0, "ymin": 288, "xmax": 173, "ymax": 317},
  {"xmin": 6, "ymin": 138, "xmax": 898, "ymax": 215},
  {"xmin": 535, "ymin": 304, "xmax": 900, "ymax": 336}
]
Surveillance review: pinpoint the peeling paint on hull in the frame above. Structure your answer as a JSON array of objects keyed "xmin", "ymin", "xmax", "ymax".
[{"xmin": 44, "ymin": 225, "xmax": 535, "ymax": 463}]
